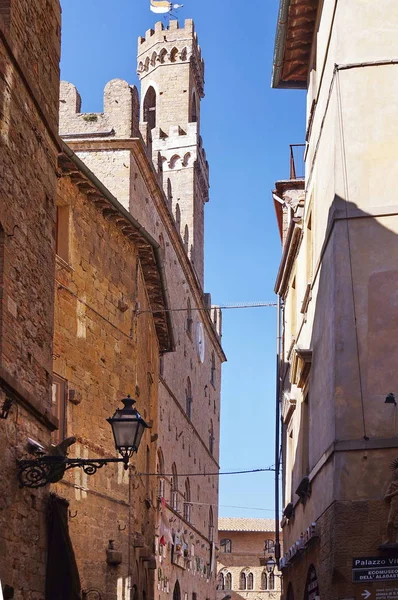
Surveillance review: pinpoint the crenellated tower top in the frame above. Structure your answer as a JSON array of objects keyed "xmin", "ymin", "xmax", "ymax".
[{"xmin": 137, "ymin": 19, "xmax": 209, "ymax": 288}]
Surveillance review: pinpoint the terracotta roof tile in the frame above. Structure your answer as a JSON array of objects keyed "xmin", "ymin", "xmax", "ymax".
[{"xmin": 218, "ymin": 518, "xmax": 276, "ymax": 532}]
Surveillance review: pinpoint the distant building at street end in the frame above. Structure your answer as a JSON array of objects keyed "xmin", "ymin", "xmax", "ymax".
[
  {"xmin": 217, "ymin": 518, "xmax": 282, "ymax": 600},
  {"xmin": 271, "ymin": 1, "xmax": 398, "ymax": 599}
]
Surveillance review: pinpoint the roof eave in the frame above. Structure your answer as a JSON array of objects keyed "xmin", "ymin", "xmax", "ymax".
[{"xmin": 271, "ymin": 0, "xmax": 318, "ymax": 89}]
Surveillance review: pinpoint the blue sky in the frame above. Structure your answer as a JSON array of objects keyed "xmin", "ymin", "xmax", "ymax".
[{"xmin": 60, "ymin": 0, "xmax": 306, "ymax": 517}]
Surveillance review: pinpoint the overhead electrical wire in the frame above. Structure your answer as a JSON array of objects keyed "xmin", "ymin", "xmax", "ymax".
[
  {"xmin": 137, "ymin": 302, "xmax": 277, "ymax": 315},
  {"xmin": 133, "ymin": 467, "xmax": 275, "ymax": 477}
]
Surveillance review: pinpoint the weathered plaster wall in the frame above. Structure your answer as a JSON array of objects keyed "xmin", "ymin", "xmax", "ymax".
[{"xmin": 279, "ymin": 1, "xmax": 398, "ymax": 597}]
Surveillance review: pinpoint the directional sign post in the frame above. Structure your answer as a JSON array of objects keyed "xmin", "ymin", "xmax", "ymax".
[
  {"xmin": 353, "ymin": 557, "xmax": 398, "ymax": 583},
  {"xmin": 355, "ymin": 586, "xmax": 398, "ymax": 600}
]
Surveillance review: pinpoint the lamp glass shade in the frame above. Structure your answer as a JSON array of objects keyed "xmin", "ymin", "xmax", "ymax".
[
  {"xmin": 266, "ymin": 557, "xmax": 276, "ymax": 574},
  {"xmin": 107, "ymin": 396, "xmax": 149, "ymax": 459}
]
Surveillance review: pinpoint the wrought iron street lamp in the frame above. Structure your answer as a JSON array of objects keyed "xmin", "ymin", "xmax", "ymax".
[
  {"xmin": 266, "ymin": 556, "xmax": 276, "ymax": 574},
  {"xmin": 17, "ymin": 396, "xmax": 149, "ymax": 489}
]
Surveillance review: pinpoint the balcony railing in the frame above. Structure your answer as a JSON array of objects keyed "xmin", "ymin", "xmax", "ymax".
[{"xmin": 289, "ymin": 144, "xmax": 305, "ymax": 179}]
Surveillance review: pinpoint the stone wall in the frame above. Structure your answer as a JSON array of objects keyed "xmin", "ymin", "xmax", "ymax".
[
  {"xmin": 52, "ymin": 169, "xmax": 162, "ymax": 599},
  {"xmin": 0, "ymin": 0, "xmax": 60, "ymax": 596}
]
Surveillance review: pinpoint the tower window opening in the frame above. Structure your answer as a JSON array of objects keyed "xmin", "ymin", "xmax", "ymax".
[
  {"xmin": 190, "ymin": 91, "xmax": 198, "ymax": 123},
  {"xmin": 143, "ymin": 86, "xmax": 156, "ymax": 130},
  {"xmin": 170, "ymin": 47, "xmax": 178, "ymax": 63},
  {"xmin": 159, "ymin": 48, "xmax": 167, "ymax": 64}
]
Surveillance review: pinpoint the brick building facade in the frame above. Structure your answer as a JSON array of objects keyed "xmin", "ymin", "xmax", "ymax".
[{"xmin": 217, "ymin": 519, "xmax": 281, "ymax": 600}]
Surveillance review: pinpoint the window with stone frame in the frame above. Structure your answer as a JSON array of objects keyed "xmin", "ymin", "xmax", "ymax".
[
  {"xmin": 264, "ymin": 539, "xmax": 275, "ymax": 553},
  {"xmin": 217, "ymin": 573, "xmax": 224, "ymax": 591},
  {"xmin": 239, "ymin": 572, "xmax": 246, "ymax": 591},
  {"xmin": 183, "ymin": 478, "xmax": 191, "ymax": 522},
  {"xmin": 247, "ymin": 573, "xmax": 254, "ymax": 590},
  {"xmin": 220, "ymin": 538, "xmax": 232, "ymax": 553},
  {"xmin": 51, "ymin": 374, "xmax": 67, "ymax": 444},
  {"xmin": 171, "ymin": 463, "xmax": 178, "ymax": 511},
  {"xmin": 225, "ymin": 572, "xmax": 232, "ymax": 590},
  {"xmin": 269, "ymin": 573, "xmax": 275, "ymax": 590},
  {"xmin": 261, "ymin": 571, "xmax": 268, "ymax": 590}
]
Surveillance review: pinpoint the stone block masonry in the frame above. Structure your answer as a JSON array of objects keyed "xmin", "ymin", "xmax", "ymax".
[{"xmin": 0, "ymin": 0, "xmax": 61, "ymax": 596}]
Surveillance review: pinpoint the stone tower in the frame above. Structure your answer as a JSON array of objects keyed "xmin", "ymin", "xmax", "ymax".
[{"xmin": 137, "ymin": 19, "xmax": 209, "ymax": 287}]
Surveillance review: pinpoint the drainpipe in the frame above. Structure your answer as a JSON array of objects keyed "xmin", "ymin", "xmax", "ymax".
[{"xmin": 275, "ymin": 295, "xmax": 282, "ymax": 566}]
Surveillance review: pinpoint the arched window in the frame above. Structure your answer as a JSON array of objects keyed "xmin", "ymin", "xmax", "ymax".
[
  {"xmin": 151, "ymin": 51, "xmax": 157, "ymax": 66},
  {"xmin": 180, "ymin": 47, "xmax": 187, "ymax": 61},
  {"xmin": 186, "ymin": 298, "xmax": 193, "ymax": 337},
  {"xmin": 186, "ymin": 377, "xmax": 192, "ymax": 420},
  {"xmin": 175, "ymin": 203, "xmax": 181, "ymax": 233},
  {"xmin": 209, "ymin": 420, "xmax": 214, "ymax": 455},
  {"xmin": 217, "ymin": 573, "xmax": 225, "ymax": 591},
  {"xmin": 269, "ymin": 573, "xmax": 275, "ymax": 590},
  {"xmin": 173, "ymin": 581, "xmax": 181, "ymax": 600},
  {"xmin": 208, "ymin": 507, "xmax": 214, "ymax": 541},
  {"xmin": 211, "ymin": 351, "xmax": 216, "ymax": 387},
  {"xmin": 184, "ymin": 478, "xmax": 191, "ymax": 522},
  {"xmin": 220, "ymin": 538, "xmax": 232, "ymax": 553},
  {"xmin": 143, "ymin": 86, "xmax": 156, "ymax": 130},
  {"xmin": 171, "ymin": 463, "xmax": 178, "ymax": 511},
  {"xmin": 261, "ymin": 571, "xmax": 268, "ymax": 590},
  {"xmin": 159, "ymin": 48, "xmax": 167, "ymax": 63},
  {"xmin": 239, "ymin": 572, "xmax": 246, "ymax": 590},
  {"xmin": 247, "ymin": 573, "xmax": 254, "ymax": 590},
  {"xmin": 170, "ymin": 47, "xmax": 178, "ymax": 62},
  {"xmin": 190, "ymin": 91, "xmax": 198, "ymax": 123},
  {"xmin": 225, "ymin": 573, "xmax": 232, "ymax": 590}
]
